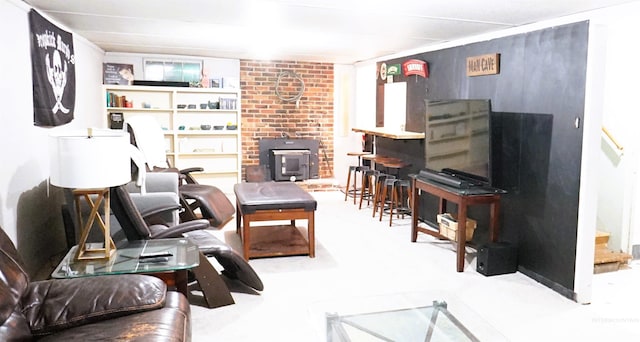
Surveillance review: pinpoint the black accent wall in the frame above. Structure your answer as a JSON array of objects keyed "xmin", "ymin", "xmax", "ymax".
[{"xmin": 377, "ymin": 21, "xmax": 588, "ymax": 297}]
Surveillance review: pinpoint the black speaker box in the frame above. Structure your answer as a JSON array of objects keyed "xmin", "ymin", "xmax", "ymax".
[{"xmin": 477, "ymin": 242, "xmax": 517, "ymax": 276}]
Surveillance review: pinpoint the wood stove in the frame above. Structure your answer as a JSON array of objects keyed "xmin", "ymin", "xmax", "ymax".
[
  {"xmin": 270, "ymin": 149, "xmax": 310, "ymax": 181},
  {"xmin": 259, "ymin": 138, "xmax": 320, "ymax": 181}
]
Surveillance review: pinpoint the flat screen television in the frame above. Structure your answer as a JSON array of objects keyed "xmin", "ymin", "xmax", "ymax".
[{"xmin": 424, "ymin": 99, "xmax": 492, "ymax": 185}]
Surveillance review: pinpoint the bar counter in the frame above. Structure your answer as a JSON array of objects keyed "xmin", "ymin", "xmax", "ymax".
[{"xmin": 352, "ymin": 127, "xmax": 425, "ymax": 140}]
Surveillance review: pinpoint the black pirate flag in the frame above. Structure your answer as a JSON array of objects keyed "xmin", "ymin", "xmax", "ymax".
[{"xmin": 29, "ymin": 10, "xmax": 75, "ymax": 127}]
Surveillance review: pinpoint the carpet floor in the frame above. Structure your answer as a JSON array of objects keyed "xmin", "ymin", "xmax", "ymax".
[{"xmin": 190, "ymin": 190, "xmax": 640, "ymax": 341}]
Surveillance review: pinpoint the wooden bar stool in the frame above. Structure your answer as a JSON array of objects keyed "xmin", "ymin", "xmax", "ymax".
[
  {"xmin": 358, "ymin": 169, "xmax": 380, "ymax": 209},
  {"xmin": 377, "ymin": 159, "xmax": 411, "ymax": 225},
  {"xmin": 366, "ymin": 155, "xmax": 399, "ymax": 173},
  {"xmin": 371, "ymin": 173, "xmax": 395, "ymax": 218},
  {"xmin": 344, "ymin": 151, "xmax": 371, "ymax": 204},
  {"xmin": 388, "ymin": 179, "xmax": 412, "ymax": 226},
  {"xmin": 347, "ymin": 151, "xmax": 371, "ymax": 166},
  {"xmin": 381, "ymin": 159, "xmax": 411, "ymax": 179},
  {"xmin": 344, "ymin": 165, "xmax": 369, "ymax": 204},
  {"xmin": 376, "ymin": 177, "xmax": 398, "ymax": 222},
  {"xmin": 361, "ymin": 154, "xmax": 376, "ymax": 168}
]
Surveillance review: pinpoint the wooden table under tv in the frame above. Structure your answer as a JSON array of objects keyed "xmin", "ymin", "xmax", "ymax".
[{"xmin": 410, "ymin": 175, "xmax": 504, "ymax": 272}]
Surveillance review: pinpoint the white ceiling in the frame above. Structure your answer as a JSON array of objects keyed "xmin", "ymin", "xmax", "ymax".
[{"xmin": 24, "ymin": 0, "xmax": 638, "ymax": 64}]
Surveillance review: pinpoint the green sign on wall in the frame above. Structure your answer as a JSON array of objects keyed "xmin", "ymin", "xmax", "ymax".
[{"xmin": 387, "ymin": 64, "xmax": 402, "ymax": 76}]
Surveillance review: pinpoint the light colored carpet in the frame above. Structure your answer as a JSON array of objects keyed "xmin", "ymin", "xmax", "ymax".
[{"xmin": 191, "ymin": 191, "xmax": 640, "ymax": 341}]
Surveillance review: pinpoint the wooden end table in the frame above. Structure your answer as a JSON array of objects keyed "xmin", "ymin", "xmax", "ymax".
[{"xmin": 411, "ymin": 176, "xmax": 504, "ymax": 272}]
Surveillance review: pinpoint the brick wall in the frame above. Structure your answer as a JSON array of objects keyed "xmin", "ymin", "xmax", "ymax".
[{"xmin": 240, "ymin": 60, "xmax": 334, "ymax": 180}]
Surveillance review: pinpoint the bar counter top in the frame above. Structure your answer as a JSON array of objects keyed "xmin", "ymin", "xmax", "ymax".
[{"xmin": 352, "ymin": 127, "xmax": 425, "ymax": 140}]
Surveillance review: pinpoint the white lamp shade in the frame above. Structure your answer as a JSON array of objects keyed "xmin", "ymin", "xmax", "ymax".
[{"xmin": 49, "ymin": 129, "xmax": 132, "ymax": 189}]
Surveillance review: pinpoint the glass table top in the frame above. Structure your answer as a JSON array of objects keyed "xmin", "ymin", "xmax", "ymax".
[
  {"xmin": 327, "ymin": 300, "xmax": 479, "ymax": 342},
  {"xmin": 51, "ymin": 238, "xmax": 199, "ymax": 278},
  {"xmin": 311, "ymin": 291, "xmax": 506, "ymax": 342}
]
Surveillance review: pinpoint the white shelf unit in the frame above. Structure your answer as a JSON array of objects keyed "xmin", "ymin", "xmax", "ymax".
[{"xmin": 104, "ymin": 85, "xmax": 241, "ymax": 193}]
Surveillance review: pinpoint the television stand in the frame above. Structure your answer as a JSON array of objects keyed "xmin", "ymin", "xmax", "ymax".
[{"xmin": 410, "ymin": 175, "xmax": 503, "ymax": 272}]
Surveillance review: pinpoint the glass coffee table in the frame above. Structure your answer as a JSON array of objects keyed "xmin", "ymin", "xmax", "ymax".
[
  {"xmin": 52, "ymin": 238, "xmax": 199, "ymax": 297},
  {"xmin": 313, "ymin": 291, "xmax": 506, "ymax": 342},
  {"xmin": 327, "ymin": 300, "xmax": 480, "ymax": 341}
]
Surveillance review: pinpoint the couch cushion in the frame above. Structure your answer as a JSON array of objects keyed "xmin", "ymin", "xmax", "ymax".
[
  {"xmin": 234, "ymin": 182, "xmax": 317, "ymax": 213},
  {"xmin": 23, "ymin": 274, "xmax": 167, "ymax": 336},
  {"xmin": 37, "ymin": 292, "xmax": 191, "ymax": 342}
]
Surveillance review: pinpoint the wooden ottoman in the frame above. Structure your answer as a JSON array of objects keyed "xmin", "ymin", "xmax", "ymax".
[{"xmin": 234, "ymin": 182, "xmax": 317, "ymax": 260}]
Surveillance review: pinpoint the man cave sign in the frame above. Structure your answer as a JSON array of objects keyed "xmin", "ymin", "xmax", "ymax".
[{"xmin": 29, "ymin": 10, "xmax": 76, "ymax": 127}]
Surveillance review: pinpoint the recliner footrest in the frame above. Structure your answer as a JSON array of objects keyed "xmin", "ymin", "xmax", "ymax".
[
  {"xmin": 183, "ymin": 230, "xmax": 264, "ymax": 291},
  {"xmin": 179, "ymin": 184, "xmax": 235, "ymax": 228}
]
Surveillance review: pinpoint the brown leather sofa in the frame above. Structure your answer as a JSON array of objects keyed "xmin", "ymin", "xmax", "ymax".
[{"xmin": 0, "ymin": 226, "xmax": 191, "ymax": 341}]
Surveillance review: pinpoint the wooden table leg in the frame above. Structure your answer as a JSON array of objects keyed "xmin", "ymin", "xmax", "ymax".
[
  {"xmin": 236, "ymin": 201, "xmax": 241, "ymax": 235},
  {"xmin": 438, "ymin": 197, "xmax": 447, "ymax": 215},
  {"xmin": 456, "ymin": 201, "xmax": 468, "ymax": 272},
  {"xmin": 242, "ymin": 214, "xmax": 251, "ymax": 260},
  {"xmin": 151, "ymin": 269, "xmax": 191, "ymax": 300},
  {"xmin": 489, "ymin": 201, "xmax": 500, "ymax": 242},
  {"xmin": 174, "ymin": 269, "xmax": 188, "ymax": 298},
  {"xmin": 411, "ymin": 180, "xmax": 419, "ymax": 242},
  {"xmin": 308, "ymin": 211, "xmax": 315, "ymax": 258}
]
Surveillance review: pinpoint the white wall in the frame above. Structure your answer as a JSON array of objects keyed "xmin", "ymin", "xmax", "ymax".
[
  {"xmin": 329, "ymin": 62, "xmax": 377, "ymax": 188},
  {"xmin": 592, "ymin": 5, "xmax": 640, "ymax": 254},
  {"xmin": 353, "ymin": 62, "xmax": 377, "ymax": 129},
  {"xmin": 332, "ymin": 64, "xmax": 355, "ymax": 185},
  {"xmin": 574, "ymin": 21, "xmax": 607, "ymax": 305},
  {"xmin": 332, "ymin": 62, "xmax": 378, "ymax": 187},
  {"xmin": 0, "ymin": 0, "xmax": 33, "ymax": 243},
  {"xmin": 0, "ymin": 0, "xmax": 104, "ymax": 275}
]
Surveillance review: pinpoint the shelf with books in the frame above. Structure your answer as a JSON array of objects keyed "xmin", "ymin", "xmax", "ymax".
[{"xmin": 103, "ymin": 84, "xmax": 241, "ymax": 193}]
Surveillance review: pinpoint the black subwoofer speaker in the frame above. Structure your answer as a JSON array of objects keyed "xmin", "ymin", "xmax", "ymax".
[{"xmin": 477, "ymin": 242, "xmax": 517, "ymax": 276}]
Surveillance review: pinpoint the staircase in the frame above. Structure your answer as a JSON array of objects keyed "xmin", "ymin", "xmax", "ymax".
[{"xmin": 594, "ymin": 231, "xmax": 632, "ymax": 274}]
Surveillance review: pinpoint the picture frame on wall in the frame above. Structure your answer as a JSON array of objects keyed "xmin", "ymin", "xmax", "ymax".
[
  {"xmin": 223, "ymin": 77, "xmax": 239, "ymax": 89},
  {"xmin": 103, "ymin": 63, "xmax": 134, "ymax": 85},
  {"xmin": 210, "ymin": 78, "xmax": 221, "ymax": 88}
]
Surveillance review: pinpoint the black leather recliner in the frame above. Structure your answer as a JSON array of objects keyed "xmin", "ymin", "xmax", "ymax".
[
  {"xmin": 125, "ymin": 115, "xmax": 236, "ymax": 227},
  {"xmin": 0, "ymin": 226, "xmax": 191, "ymax": 341},
  {"xmin": 109, "ymin": 185, "xmax": 263, "ymax": 308}
]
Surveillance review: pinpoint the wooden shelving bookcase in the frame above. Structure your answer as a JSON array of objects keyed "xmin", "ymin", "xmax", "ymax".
[{"xmin": 103, "ymin": 84, "xmax": 241, "ymax": 194}]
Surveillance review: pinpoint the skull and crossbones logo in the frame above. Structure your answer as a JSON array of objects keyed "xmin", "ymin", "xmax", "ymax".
[{"xmin": 45, "ymin": 50, "xmax": 69, "ymax": 114}]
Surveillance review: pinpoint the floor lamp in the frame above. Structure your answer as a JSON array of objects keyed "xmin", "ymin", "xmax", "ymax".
[{"xmin": 50, "ymin": 128, "xmax": 131, "ymax": 260}]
